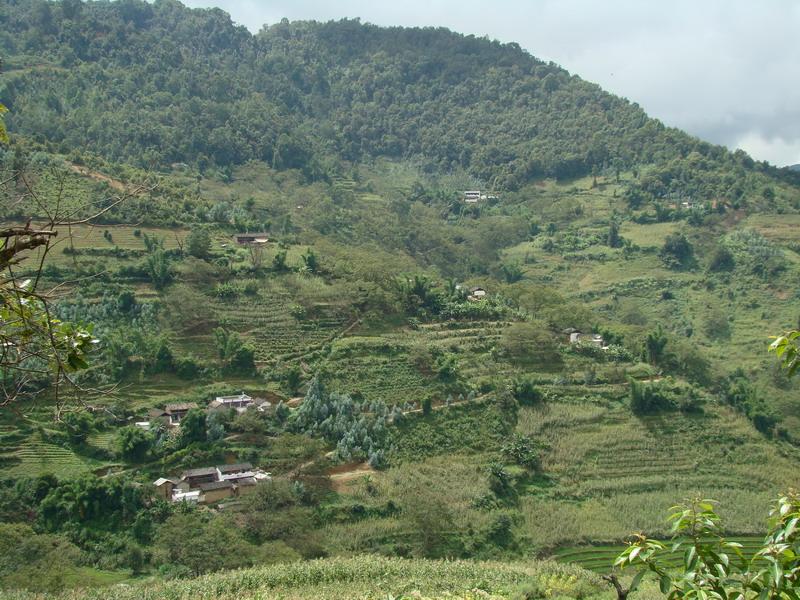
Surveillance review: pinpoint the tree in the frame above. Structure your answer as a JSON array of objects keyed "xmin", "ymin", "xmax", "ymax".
[
  {"xmin": 301, "ymin": 248, "xmax": 318, "ymax": 273},
  {"xmin": 60, "ymin": 411, "xmax": 93, "ymax": 445},
  {"xmin": 186, "ymin": 227, "xmax": 212, "ymax": 260},
  {"xmin": 155, "ymin": 513, "xmax": 257, "ymax": 576},
  {"xmin": 660, "ymin": 232, "xmax": 694, "ymax": 269},
  {"xmin": 116, "ymin": 426, "xmax": 152, "ymax": 462},
  {"xmin": 500, "ymin": 262, "xmax": 523, "ymax": 283},
  {"xmin": 180, "ymin": 409, "xmax": 207, "ymax": 445},
  {"xmin": 643, "ymin": 325, "xmax": 668, "ymax": 366},
  {"xmin": 146, "ymin": 249, "xmax": 173, "ymax": 289},
  {"xmin": 614, "ymin": 494, "xmax": 800, "ymax": 600},
  {"xmin": 272, "ymin": 249, "xmax": 288, "ymax": 272},
  {"xmin": 607, "ymin": 220, "xmax": 622, "ymax": 248},
  {"xmin": 500, "ymin": 322, "xmax": 561, "ymax": 368},
  {"xmin": 708, "ymin": 246, "xmax": 735, "ymax": 272}
]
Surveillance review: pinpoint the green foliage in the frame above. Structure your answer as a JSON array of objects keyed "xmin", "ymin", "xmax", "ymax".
[
  {"xmin": 212, "ymin": 327, "xmax": 255, "ymax": 374},
  {"xmin": 500, "ymin": 322, "xmax": 561, "ymax": 368},
  {"xmin": 146, "ymin": 249, "xmax": 173, "ymax": 289},
  {"xmin": 724, "ymin": 228, "xmax": 783, "ymax": 277},
  {"xmin": 60, "ymin": 411, "xmax": 94, "ymax": 445},
  {"xmin": 154, "ymin": 512, "xmax": 259, "ymax": 576},
  {"xmin": 643, "ymin": 324, "xmax": 668, "ymax": 366},
  {"xmin": 770, "ymin": 330, "xmax": 800, "ymax": 378},
  {"xmin": 607, "ymin": 220, "xmax": 622, "ymax": 248},
  {"xmin": 708, "ymin": 246, "xmax": 735, "ymax": 272},
  {"xmin": 289, "ymin": 376, "xmax": 389, "ymax": 461},
  {"xmin": 629, "ymin": 378, "xmax": 703, "ymax": 415},
  {"xmin": 721, "ymin": 372, "xmax": 779, "ymax": 435},
  {"xmin": 501, "ymin": 262, "xmax": 524, "ymax": 283},
  {"xmin": 0, "ymin": 103, "xmax": 8, "ymax": 145},
  {"xmin": 616, "ymin": 494, "xmax": 800, "ymax": 600},
  {"xmin": 38, "ymin": 475, "xmax": 146, "ymax": 532},
  {"xmin": 272, "ymin": 249, "xmax": 289, "ymax": 272},
  {"xmin": 115, "ymin": 426, "xmax": 153, "ymax": 462},
  {"xmin": 659, "ymin": 232, "xmax": 694, "ymax": 269},
  {"xmin": 179, "ymin": 409, "xmax": 207, "ymax": 445},
  {"xmin": 1, "ymin": 3, "xmax": 755, "ymax": 190},
  {"xmin": 301, "ymin": 248, "xmax": 319, "ymax": 274},
  {"xmin": 511, "ymin": 378, "xmax": 544, "ymax": 406},
  {"xmin": 501, "ymin": 433, "xmax": 540, "ymax": 471},
  {"xmin": 186, "ymin": 227, "xmax": 212, "ymax": 260},
  {"xmin": 0, "ymin": 523, "xmax": 81, "ymax": 592}
]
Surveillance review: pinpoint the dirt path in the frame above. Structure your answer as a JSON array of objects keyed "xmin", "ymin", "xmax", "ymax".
[
  {"xmin": 68, "ymin": 164, "xmax": 127, "ymax": 192},
  {"xmin": 327, "ymin": 461, "xmax": 375, "ymax": 492}
]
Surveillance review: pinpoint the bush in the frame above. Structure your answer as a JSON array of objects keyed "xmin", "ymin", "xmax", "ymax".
[
  {"xmin": 511, "ymin": 378, "xmax": 543, "ymax": 406},
  {"xmin": 501, "ymin": 433, "xmax": 539, "ymax": 470},
  {"xmin": 660, "ymin": 232, "xmax": 694, "ymax": 269}
]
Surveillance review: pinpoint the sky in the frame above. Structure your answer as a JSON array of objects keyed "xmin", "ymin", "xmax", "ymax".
[{"xmin": 183, "ymin": 0, "xmax": 800, "ymax": 167}]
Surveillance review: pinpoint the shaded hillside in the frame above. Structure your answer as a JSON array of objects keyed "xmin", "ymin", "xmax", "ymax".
[{"xmin": 0, "ymin": 0, "xmax": 780, "ymax": 190}]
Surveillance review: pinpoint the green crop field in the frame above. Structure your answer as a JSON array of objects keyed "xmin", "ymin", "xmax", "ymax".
[{"xmin": 0, "ymin": 556, "xmax": 606, "ymax": 600}]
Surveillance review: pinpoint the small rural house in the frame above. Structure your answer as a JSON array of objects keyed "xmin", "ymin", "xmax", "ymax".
[
  {"xmin": 462, "ymin": 190, "xmax": 481, "ymax": 203},
  {"xmin": 153, "ymin": 462, "xmax": 271, "ymax": 505},
  {"xmin": 569, "ymin": 331, "xmax": 606, "ymax": 349},
  {"xmin": 208, "ymin": 393, "xmax": 271, "ymax": 414},
  {"xmin": 145, "ymin": 402, "xmax": 198, "ymax": 428},
  {"xmin": 234, "ymin": 233, "xmax": 269, "ymax": 245},
  {"xmin": 467, "ymin": 286, "xmax": 487, "ymax": 301}
]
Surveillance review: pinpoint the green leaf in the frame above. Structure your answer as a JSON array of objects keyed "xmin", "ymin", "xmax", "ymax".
[
  {"xmin": 630, "ymin": 569, "xmax": 646, "ymax": 591},
  {"xmin": 685, "ymin": 546, "xmax": 697, "ymax": 570},
  {"xmin": 772, "ymin": 561, "xmax": 782, "ymax": 587},
  {"xmin": 660, "ymin": 574, "xmax": 672, "ymax": 594}
]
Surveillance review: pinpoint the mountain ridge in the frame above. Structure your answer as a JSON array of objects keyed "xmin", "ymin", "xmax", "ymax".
[{"xmin": 1, "ymin": 0, "xmax": 788, "ymax": 191}]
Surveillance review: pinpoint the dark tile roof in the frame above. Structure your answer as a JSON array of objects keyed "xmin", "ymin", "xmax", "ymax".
[
  {"xmin": 217, "ymin": 462, "xmax": 253, "ymax": 474},
  {"xmin": 165, "ymin": 402, "xmax": 198, "ymax": 413},
  {"xmin": 182, "ymin": 467, "xmax": 218, "ymax": 478},
  {"xmin": 148, "ymin": 408, "xmax": 167, "ymax": 418},
  {"xmin": 198, "ymin": 480, "xmax": 234, "ymax": 491}
]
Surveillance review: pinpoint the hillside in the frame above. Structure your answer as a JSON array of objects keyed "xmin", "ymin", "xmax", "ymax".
[
  {"xmin": 2, "ymin": 0, "xmax": 794, "ymax": 192},
  {"xmin": 0, "ymin": 0, "xmax": 800, "ymax": 596}
]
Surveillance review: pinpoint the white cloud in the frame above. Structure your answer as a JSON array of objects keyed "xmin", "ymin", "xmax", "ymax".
[
  {"xmin": 184, "ymin": 0, "xmax": 800, "ymax": 166},
  {"xmin": 735, "ymin": 133, "xmax": 800, "ymax": 167}
]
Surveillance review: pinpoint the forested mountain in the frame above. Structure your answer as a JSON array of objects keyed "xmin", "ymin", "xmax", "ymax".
[
  {"xmin": 0, "ymin": 0, "xmax": 787, "ymax": 191},
  {"xmin": 2, "ymin": 1, "xmax": 800, "ymax": 597}
]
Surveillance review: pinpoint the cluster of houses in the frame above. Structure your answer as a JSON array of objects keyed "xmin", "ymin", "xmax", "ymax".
[
  {"xmin": 135, "ymin": 393, "xmax": 271, "ymax": 431},
  {"xmin": 153, "ymin": 462, "xmax": 271, "ymax": 505}
]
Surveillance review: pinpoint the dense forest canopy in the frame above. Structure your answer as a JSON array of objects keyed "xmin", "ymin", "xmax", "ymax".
[{"xmin": 1, "ymin": 0, "xmax": 792, "ymax": 190}]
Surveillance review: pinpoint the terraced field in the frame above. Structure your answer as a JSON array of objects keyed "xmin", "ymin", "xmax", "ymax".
[
  {"xmin": 212, "ymin": 296, "xmax": 350, "ymax": 362},
  {"xmin": 19, "ymin": 223, "xmax": 188, "ymax": 266},
  {"xmin": 417, "ymin": 321, "xmax": 510, "ymax": 352},
  {"xmin": 87, "ymin": 430, "xmax": 116, "ymax": 452},
  {"xmin": 510, "ymin": 399, "xmax": 800, "ymax": 548},
  {"xmin": 553, "ymin": 536, "xmax": 766, "ymax": 573},
  {"xmin": 0, "ymin": 434, "xmax": 104, "ymax": 478},
  {"xmin": 325, "ymin": 354, "xmax": 431, "ymax": 406}
]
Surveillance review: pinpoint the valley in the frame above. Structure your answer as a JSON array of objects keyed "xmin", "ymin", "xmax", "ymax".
[{"xmin": 0, "ymin": 2, "xmax": 799, "ymax": 598}]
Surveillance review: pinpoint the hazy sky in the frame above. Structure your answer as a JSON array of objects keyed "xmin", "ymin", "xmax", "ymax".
[{"xmin": 184, "ymin": 0, "xmax": 800, "ymax": 167}]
